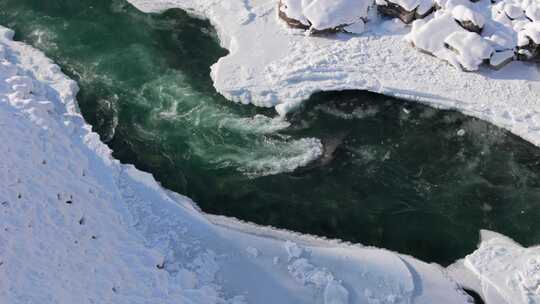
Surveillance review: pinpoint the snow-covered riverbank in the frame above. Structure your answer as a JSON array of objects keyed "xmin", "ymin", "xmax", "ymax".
[
  {"xmin": 128, "ymin": 0, "xmax": 540, "ymax": 147},
  {"xmin": 2, "ymin": 2, "xmax": 540, "ymax": 303},
  {"xmin": 0, "ymin": 25, "xmax": 476, "ymax": 304}
]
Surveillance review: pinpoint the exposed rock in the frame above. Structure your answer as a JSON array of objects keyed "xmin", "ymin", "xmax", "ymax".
[
  {"xmin": 278, "ymin": 0, "xmax": 368, "ymax": 34},
  {"xmin": 278, "ymin": 0, "xmax": 310, "ymax": 30},
  {"xmin": 377, "ymin": 0, "xmax": 435, "ymax": 24},
  {"xmin": 377, "ymin": 0, "xmax": 417, "ymax": 23},
  {"xmin": 517, "ymin": 40, "xmax": 540, "ymax": 62},
  {"xmin": 452, "ymin": 5, "xmax": 485, "ymax": 34},
  {"xmin": 416, "ymin": 1, "xmax": 435, "ymax": 19},
  {"xmin": 517, "ymin": 22, "xmax": 540, "ymax": 62},
  {"xmin": 444, "ymin": 31, "xmax": 493, "ymax": 71},
  {"xmin": 456, "ymin": 20, "xmax": 483, "ymax": 33}
]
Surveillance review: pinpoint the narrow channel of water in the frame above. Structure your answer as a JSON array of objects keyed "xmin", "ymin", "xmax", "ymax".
[{"xmin": 2, "ymin": 0, "xmax": 540, "ymax": 265}]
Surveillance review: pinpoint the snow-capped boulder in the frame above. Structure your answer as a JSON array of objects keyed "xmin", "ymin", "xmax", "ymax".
[
  {"xmin": 405, "ymin": 13, "xmax": 465, "ymax": 56},
  {"xmin": 377, "ymin": 0, "xmax": 435, "ymax": 23},
  {"xmin": 444, "ymin": 31, "xmax": 494, "ymax": 70},
  {"xmin": 452, "ymin": 5, "xmax": 485, "ymax": 33},
  {"xmin": 278, "ymin": 0, "xmax": 369, "ymax": 34},
  {"xmin": 462, "ymin": 231, "xmax": 540, "ymax": 304},
  {"xmin": 504, "ymin": 3, "xmax": 525, "ymax": 19},
  {"xmin": 279, "ymin": 0, "xmax": 310, "ymax": 29},
  {"xmin": 406, "ymin": 12, "xmax": 495, "ymax": 71},
  {"xmin": 517, "ymin": 22, "xmax": 540, "ymax": 61}
]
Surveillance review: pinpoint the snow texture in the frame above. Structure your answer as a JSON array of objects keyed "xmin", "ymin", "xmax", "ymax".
[
  {"xmin": 0, "ymin": 24, "xmax": 475, "ymax": 304},
  {"xmin": 449, "ymin": 230, "xmax": 540, "ymax": 304}
]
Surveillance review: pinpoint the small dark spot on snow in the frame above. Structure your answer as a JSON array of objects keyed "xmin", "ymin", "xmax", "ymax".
[
  {"xmin": 74, "ymin": 240, "xmax": 78, "ymax": 244},
  {"xmin": 17, "ymin": 194, "xmax": 21, "ymax": 199},
  {"xmin": 57, "ymin": 193, "xmax": 62, "ymax": 200},
  {"xmin": 42, "ymin": 160, "xmax": 46, "ymax": 165},
  {"xmin": 156, "ymin": 262, "xmax": 165, "ymax": 269},
  {"xmin": 1, "ymin": 201, "xmax": 8, "ymax": 207},
  {"xmin": 91, "ymin": 235, "xmax": 97, "ymax": 240},
  {"xmin": 0, "ymin": 261, "xmax": 3, "ymax": 266},
  {"xmin": 112, "ymin": 286, "xmax": 118, "ymax": 293},
  {"xmin": 65, "ymin": 200, "xmax": 72, "ymax": 205},
  {"xmin": 79, "ymin": 217, "xmax": 85, "ymax": 225}
]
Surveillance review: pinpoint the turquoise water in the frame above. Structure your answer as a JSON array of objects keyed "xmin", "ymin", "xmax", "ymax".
[{"xmin": 2, "ymin": 0, "xmax": 540, "ymax": 265}]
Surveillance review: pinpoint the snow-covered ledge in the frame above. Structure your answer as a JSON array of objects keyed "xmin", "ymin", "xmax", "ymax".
[{"xmin": 128, "ymin": 0, "xmax": 540, "ymax": 147}]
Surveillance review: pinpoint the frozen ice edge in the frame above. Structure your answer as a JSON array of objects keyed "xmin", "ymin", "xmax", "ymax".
[
  {"xmin": 0, "ymin": 24, "xmax": 474, "ymax": 304},
  {"xmin": 128, "ymin": 0, "xmax": 540, "ymax": 148}
]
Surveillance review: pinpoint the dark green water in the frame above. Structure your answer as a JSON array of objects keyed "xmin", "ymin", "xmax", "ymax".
[{"xmin": 2, "ymin": 0, "xmax": 540, "ymax": 265}]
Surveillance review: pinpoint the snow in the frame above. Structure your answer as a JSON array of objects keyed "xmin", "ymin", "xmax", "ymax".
[
  {"xmin": 0, "ymin": 23, "xmax": 476, "ymax": 304},
  {"xmin": 451, "ymin": 5, "xmax": 485, "ymax": 28},
  {"xmin": 444, "ymin": 31, "xmax": 494, "ymax": 71},
  {"xmin": 279, "ymin": 0, "xmax": 369, "ymax": 31},
  {"xmin": 405, "ymin": 12, "xmax": 465, "ymax": 56},
  {"xmin": 391, "ymin": 0, "xmax": 425, "ymax": 11},
  {"xmin": 519, "ymin": 21, "xmax": 540, "ymax": 45},
  {"xmin": 449, "ymin": 230, "xmax": 540, "ymax": 304},
  {"xmin": 127, "ymin": 0, "xmax": 540, "ymax": 148},
  {"xmin": 417, "ymin": 0, "xmax": 435, "ymax": 15},
  {"xmin": 280, "ymin": 0, "xmax": 309, "ymax": 25}
]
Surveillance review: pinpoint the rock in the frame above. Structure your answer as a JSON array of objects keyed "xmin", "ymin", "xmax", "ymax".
[
  {"xmin": 278, "ymin": 0, "xmax": 310, "ymax": 30},
  {"xmin": 377, "ymin": 0, "xmax": 434, "ymax": 23},
  {"xmin": 416, "ymin": 0, "xmax": 435, "ymax": 19},
  {"xmin": 377, "ymin": 0, "xmax": 417, "ymax": 23},
  {"xmin": 517, "ymin": 40, "xmax": 540, "ymax": 62},
  {"xmin": 452, "ymin": 5, "xmax": 485, "ymax": 34},
  {"xmin": 517, "ymin": 22, "xmax": 540, "ymax": 62},
  {"xmin": 444, "ymin": 31, "xmax": 494, "ymax": 71},
  {"xmin": 278, "ymin": 0, "xmax": 369, "ymax": 35}
]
